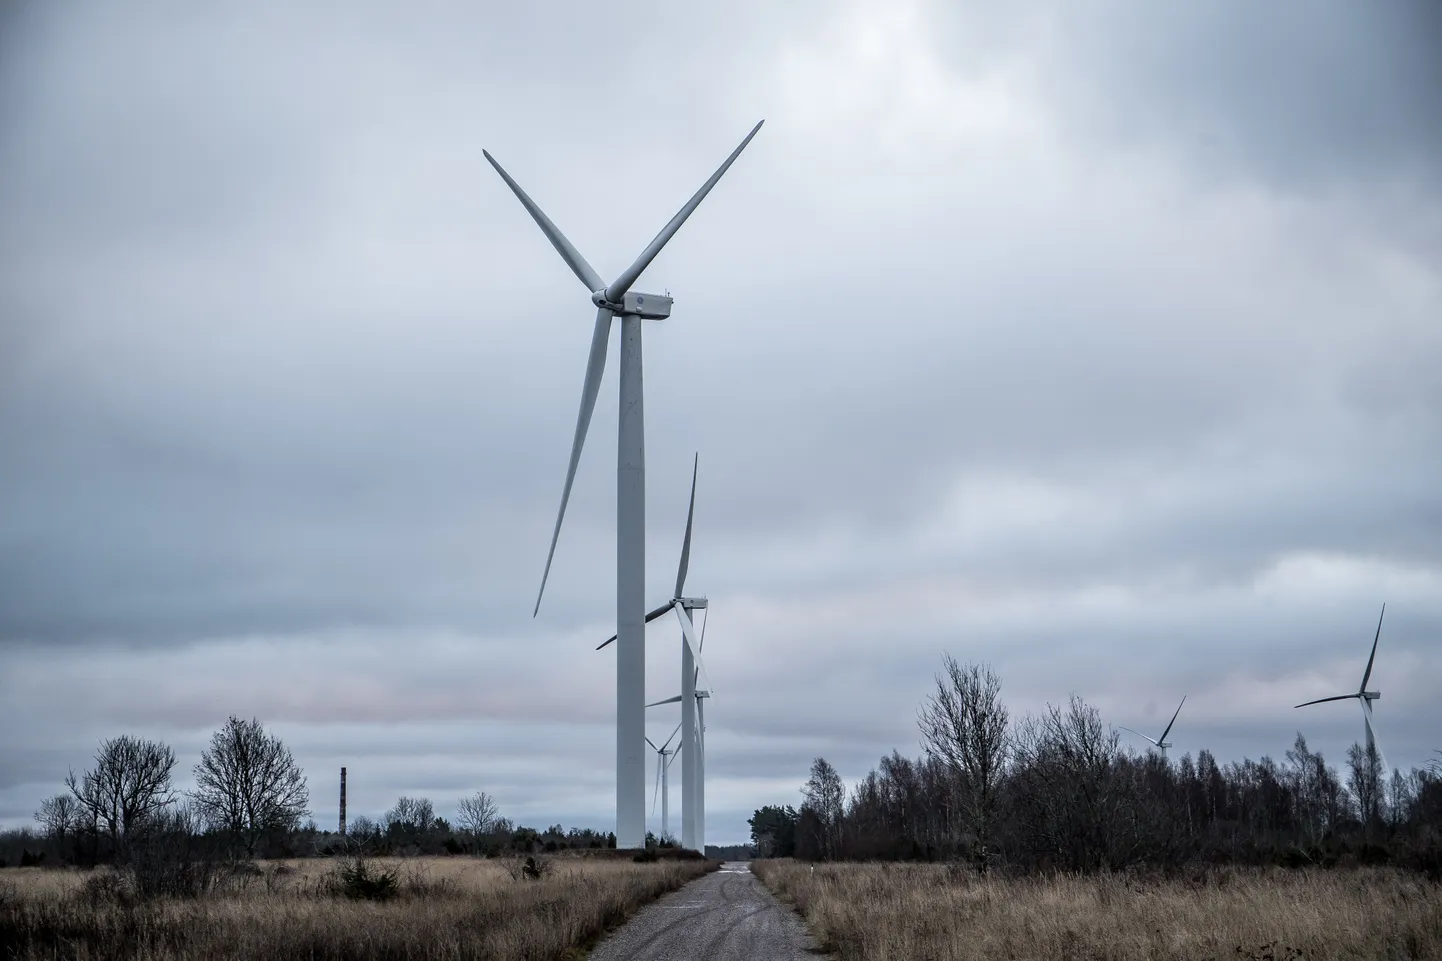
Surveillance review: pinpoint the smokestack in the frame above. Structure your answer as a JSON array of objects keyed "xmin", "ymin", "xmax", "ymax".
[{"xmin": 339, "ymin": 767, "xmax": 347, "ymax": 835}]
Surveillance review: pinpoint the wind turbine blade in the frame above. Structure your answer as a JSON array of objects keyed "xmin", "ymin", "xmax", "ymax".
[
  {"xmin": 647, "ymin": 695, "xmax": 683, "ymax": 708},
  {"xmin": 604, "ymin": 120, "xmax": 764, "ymax": 302},
  {"xmin": 1294, "ymin": 694, "xmax": 1358, "ymax": 709},
  {"xmin": 675, "ymin": 603, "xmax": 715, "ymax": 696},
  {"xmin": 596, "ymin": 601, "xmax": 675, "ymax": 650},
  {"xmin": 645, "ymin": 736, "xmax": 658, "ymax": 752},
  {"xmin": 652, "ymin": 754, "xmax": 662, "ymax": 816},
  {"xmin": 1361, "ymin": 699, "xmax": 1391, "ymax": 777},
  {"xmin": 1360, "ymin": 603, "xmax": 1385, "ymax": 692},
  {"xmin": 697, "ymin": 697, "xmax": 706, "ymax": 752},
  {"xmin": 1159, "ymin": 695, "xmax": 1186, "ymax": 743},
  {"xmin": 1118, "ymin": 726, "xmax": 1160, "ymax": 747},
  {"xmin": 483, "ymin": 150, "xmax": 605, "ymax": 292},
  {"xmin": 535, "ymin": 307, "xmax": 613, "ymax": 616},
  {"xmin": 661, "ymin": 721, "xmax": 683, "ymax": 753},
  {"xmin": 675, "ymin": 453, "xmax": 698, "ymax": 599}
]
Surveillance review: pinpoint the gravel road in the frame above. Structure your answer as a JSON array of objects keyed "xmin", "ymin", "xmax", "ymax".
[{"xmin": 587, "ymin": 861, "xmax": 825, "ymax": 960}]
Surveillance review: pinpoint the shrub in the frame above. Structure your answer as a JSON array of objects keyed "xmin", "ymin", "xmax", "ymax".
[
  {"xmin": 125, "ymin": 817, "xmax": 229, "ymax": 899},
  {"xmin": 80, "ymin": 870, "xmax": 132, "ymax": 907},
  {"xmin": 328, "ymin": 855, "xmax": 399, "ymax": 901},
  {"xmin": 506, "ymin": 855, "xmax": 553, "ymax": 881}
]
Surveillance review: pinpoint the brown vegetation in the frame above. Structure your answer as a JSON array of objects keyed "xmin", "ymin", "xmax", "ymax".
[
  {"xmin": 753, "ymin": 859, "xmax": 1442, "ymax": 960},
  {"xmin": 0, "ymin": 853, "xmax": 717, "ymax": 960}
]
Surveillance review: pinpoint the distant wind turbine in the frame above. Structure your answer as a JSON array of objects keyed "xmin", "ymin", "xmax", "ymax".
[
  {"xmin": 648, "ymin": 607, "xmax": 713, "ymax": 852},
  {"xmin": 484, "ymin": 123, "xmax": 762, "ymax": 849},
  {"xmin": 647, "ymin": 722, "xmax": 683, "ymax": 841},
  {"xmin": 1120, "ymin": 695, "xmax": 1186, "ymax": 761},
  {"xmin": 598, "ymin": 454, "xmax": 712, "ymax": 850},
  {"xmin": 1295, "ymin": 603, "xmax": 1389, "ymax": 775}
]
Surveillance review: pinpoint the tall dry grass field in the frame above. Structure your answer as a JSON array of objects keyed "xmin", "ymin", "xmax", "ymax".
[
  {"xmin": 753, "ymin": 860, "xmax": 1442, "ymax": 960},
  {"xmin": 0, "ymin": 853, "xmax": 716, "ymax": 960}
]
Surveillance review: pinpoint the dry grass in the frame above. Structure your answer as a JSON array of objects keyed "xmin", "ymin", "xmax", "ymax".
[
  {"xmin": 752, "ymin": 860, "xmax": 1442, "ymax": 960},
  {"xmin": 0, "ymin": 852, "xmax": 717, "ymax": 960}
]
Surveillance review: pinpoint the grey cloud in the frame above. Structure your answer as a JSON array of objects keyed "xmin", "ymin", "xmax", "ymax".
[
  {"xmin": 931, "ymin": 0, "xmax": 1442, "ymax": 192},
  {"xmin": 2, "ymin": 0, "xmax": 1440, "ymax": 840}
]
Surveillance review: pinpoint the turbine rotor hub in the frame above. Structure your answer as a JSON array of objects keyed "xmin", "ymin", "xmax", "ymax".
[{"xmin": 590, "ymin": 289, "xmax": 673, "ymax": 319}]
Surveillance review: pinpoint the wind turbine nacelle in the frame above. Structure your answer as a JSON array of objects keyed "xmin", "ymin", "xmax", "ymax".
[
  {"xmin": 1363, "ymin": 691, "xmax": 1381, "ymax": 701},
  {"xmin": 622, "ymin": 291, "xmax": 672, "ymax": 319}
]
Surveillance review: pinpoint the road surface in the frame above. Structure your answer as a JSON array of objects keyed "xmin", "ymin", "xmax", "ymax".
[{"xmin": 588, "ymin": 861, "xmax": 825, "ymax": 960}]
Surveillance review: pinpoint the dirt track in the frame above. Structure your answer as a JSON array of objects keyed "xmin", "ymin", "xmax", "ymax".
[{"xmin": 587, "ymin": 861, "xmax": 824, "ymax": 960}]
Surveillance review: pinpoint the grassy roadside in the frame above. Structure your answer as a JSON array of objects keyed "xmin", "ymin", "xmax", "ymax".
[
  {"xmin": 752, "ymin": 859, "xmax": 1442, "ymax": 960},
  {"xmin": 0, "ymin": 853, "xmax": 721, "ymax": 960}
]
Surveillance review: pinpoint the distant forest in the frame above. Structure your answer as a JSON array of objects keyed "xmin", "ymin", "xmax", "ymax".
[
  {"xmin": 749, "ymin": 657, "xmax": 1442, "ymax": 877},
  {"xmin": 0, "ymin": 715, "xmax": 697, "ymax": 877}
]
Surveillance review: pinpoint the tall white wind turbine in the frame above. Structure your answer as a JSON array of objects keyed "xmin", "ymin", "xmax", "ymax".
[
  {"xmin": 1120, "ymin": 695, "xmax": 1187, "ymax": 761},
  {"xmin": 485, "ymin": 124, "xmax": 762, "ymax": 848},
  {"xmin": 647, "ymin": 722, "xmax": 683, "ymax": 841},
  {"xmin": 598, "ymin": 454, "xmax": 712, "ymax": 850},
  {"xmin": 647, "ymin": 609, "xmax": 713, "ymax": 852},
  {"xmin": 1295, "ymin": 603, "xmax": 1389, "ymax": 775}
]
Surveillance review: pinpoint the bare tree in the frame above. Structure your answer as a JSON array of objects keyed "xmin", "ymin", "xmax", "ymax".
[
  {"xmin": 35, "ymin": 794, "xmax": 80, "ymax": 843},
  {"xmin": 385, "ymin": 796, "xmax": 436, "ymax": 836},
  {"xmin": 918, "ymin": 656, "xmax": 1009, "ymax": 870},
  {"xmin": 191, "ymin": 716, "xmax": 310, "ymax": 857},
  {"xmin": 1346, "ymin": 739, "xmax": 1385, "ymax": 831},
  {"xmin": 1009, "ymin": 695, "xmax": 1127, "ymax": 871},
  {"xmin": 456, "ymin": 791, "xmax": 500, "ymax": 835},
  {"xmin": 347, "ymin": 815, "xmax": 380, "ymax": 839},
  {"xmin": 1388, "ymin": 768, "xmax": 1412, "ymax": 829},
  {"xmin": 801, "ymin": 757, "xmax": 845, "ymax": 859},
  {"xmin": 66, "ymin": 735, "xmax": 177, "ymax": 849}
]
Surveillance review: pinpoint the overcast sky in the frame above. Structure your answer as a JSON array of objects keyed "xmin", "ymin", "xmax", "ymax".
[{"xmin": 2, "ymin": 0, "xmax": 1440, "ymax": 845}]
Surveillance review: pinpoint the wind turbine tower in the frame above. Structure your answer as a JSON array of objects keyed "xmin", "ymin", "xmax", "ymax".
[{"xmin": 485, "ymin": 123, "xmax": 762, "ymax": 848}]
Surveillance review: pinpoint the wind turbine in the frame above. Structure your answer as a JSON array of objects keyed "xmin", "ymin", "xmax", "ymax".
[
  {"xmin": 647, "ymin": 609, "xmax": 713, "ymax": 852},
  {"xmin": 647, "ymin": 722, "xmax": 683, "ymax": 841},
  {"xmin": 597, "ymin": 454, "xmax": 713, "ymax": 850},
  {"xmin": 1295, "ymin": 603, "xmax": 1389, "ymax": 774},
  {"xmin": 485, "ymin": 123, "xmax": 762, "ymax": 848},
  {"xmin": 1119, "ymin": 695, "xmax": 1186, "ymax": 761}
]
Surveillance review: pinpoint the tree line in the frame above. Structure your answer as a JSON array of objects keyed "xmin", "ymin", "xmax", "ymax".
[
  {"xmin": 750, "ymin": 656, "xmax": 1442, "ymax": 877},
  {"xmin": 3, "ymin": 715, "xmax": 625, "ymax": 878}
]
